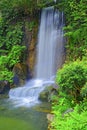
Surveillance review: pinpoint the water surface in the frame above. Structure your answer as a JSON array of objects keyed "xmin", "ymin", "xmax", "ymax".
[{"xmin": 0, "ymin": 98, "xmax": 51, "ymax": 130}]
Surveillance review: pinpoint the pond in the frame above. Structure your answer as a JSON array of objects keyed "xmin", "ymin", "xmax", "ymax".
[{"xmin": 0, "ymin": 97, "xmax": 51, "ymax": 130}]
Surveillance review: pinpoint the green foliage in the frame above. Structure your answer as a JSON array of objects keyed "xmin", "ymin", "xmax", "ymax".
[
  {"xmin": 51, "ymin": 1, "xmax": 87, "ymax": 130},
  {"xmin": 0, "ymin": 0, "xmax": 56, "ymax": 24},
  {"xmin": 0, "ymin": 22, "xmax": 23, "ymax": 51},
  {"xmin": 0, "ymin": 1, "xmax": 27, "ymax": 83},
  {"xmin": 56, "ymin": 0, "xmax": 87, "ymax": 60},
  {"xmin": 56, "ymin": 60, "xmax": 87, "ymax": 102},
  {"xmin": 52, "ymin": 59, "xmax": 87, "ymax": 130},
  {"xmin": 0, "ymin": 56, "xmax": 13, "ymax": 82},
  {"xmin": 52, "ymin": 101, "xmax": 87, "ymax": 130},
  {"xmin": 0, "ymin": 0, "xmax": 38, "ymax": 21},
  {"xmin": 0, "ymin": 45, "xmax": 25, "ymax": 82},
  {"xmin": 37, "ymin": 0, "xmax": 54, "ymax": 8},
  {"xmin": 26, "ymin": 21, "xmax": 37, "ymax": 31},
  {"xmin": 6, "ymin": 23, "xmax": 23, "ymax": 49},
  {"xmin": 8, "ymin": 45, "xmax": 26, "ymax": 67},
  {"xmin": 12, "ymin": 0, "xmax": 38, "ymax": 15},
  {"xmin": 52, "ymin": 96, "xmax": 74, "ymax": 114},
  {"xmin": 81, "ymin": 83, "xmax": 87, "ymax": 98},
  {"xmin": 0, "ymin": 20, "xmax": 25, "ymax": 83}
]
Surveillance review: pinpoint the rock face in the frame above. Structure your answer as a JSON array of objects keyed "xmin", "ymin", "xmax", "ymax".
[
  {"xmin": 12, "ymin": 63, "xmax": 29, "ymax": 87},
  {"xmin": 24, "ymin": 18, "xmax": 38, "ymax": 76}
]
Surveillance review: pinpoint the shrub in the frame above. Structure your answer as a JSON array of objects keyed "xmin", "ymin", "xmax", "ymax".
[{"xmin": 56, "ymin": 60, "xmax": 87, "ymax": 102}]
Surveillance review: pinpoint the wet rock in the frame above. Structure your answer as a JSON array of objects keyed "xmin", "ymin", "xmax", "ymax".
[
  {"xmin": 0, "ymin": 81, "xmax": 10, "ymax": 94},
  {"xmin": 39, "ymin": 86, "xmax": 58, "ymax": 102},
  {"xmin": 39, "ymin": 90, "xmax": 49, "ymax": 102}
]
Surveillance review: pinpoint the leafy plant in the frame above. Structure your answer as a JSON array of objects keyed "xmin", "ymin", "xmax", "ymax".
[
  {"xmin": 52, "ymin": 102, "xmax": 87, "ymax": 130},
  {"xmin": 0, "ymin": 2, "xmax": 26, "ymax": 84},
  {"xmin": 0, "ymin": 45, "xmax": 25, "ymax": 82},
  {"xmin": 0, "ymin": 56, "xmax": 13, "ymax": 82},
  {"xmin": 56, "ymin": 60, "xmax": 87, "ymax": 102},
  {"xmin": 8, "ymin": 45, "xmax": 26, "ymax": 67},
  {"xmin": 81, "ymin": 83, "xmax": 87, "ymax": 98},
  {"xmin": 26, "ymin": 21, "xmax": 37, "ymax": 31}
]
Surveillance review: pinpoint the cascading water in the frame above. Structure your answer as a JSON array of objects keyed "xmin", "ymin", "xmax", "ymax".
[
  {"xmin": 35, "ymin": 7, "xmax": 64, "ymax": 80},
  {"xmin": 9, "ymin": 7, "xmax": 65, "ymax": 107},
  {"xmin": 35, "ymin": 7, "xmax": 57, "ymax": 80}
]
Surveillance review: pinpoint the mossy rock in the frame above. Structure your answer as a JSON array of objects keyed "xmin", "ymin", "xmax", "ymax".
[
  {"xmin": 39, "ymin": 86, "xmax": 58, "ymax": 102},
  {"xmin": 39, "ymin": 91, "xmax": 48, "ymax": 101}
]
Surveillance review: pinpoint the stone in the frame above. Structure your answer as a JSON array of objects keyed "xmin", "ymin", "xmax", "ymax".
[
  {"xmin": 0, "ymin": 81, "xmax": 10, "ymax": 94},
  {"xmin": 47, "ymin": 114, "xmax": 54, "ymax": 122},
  {"xmin": 39, "ymin": 85, "xmax": 58, "ymax": 102}
]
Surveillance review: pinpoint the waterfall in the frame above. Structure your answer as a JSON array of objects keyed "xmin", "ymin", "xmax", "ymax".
[
  {"xmin": 9, "ymin": 7, "xmax": 65, "ymax": 107},
  {"xmin": 35, "ymin": 7, "xmax": 64, "ymax": 80},
  {"xmin": 35, "ymin": 7, "xmax": 57, "ymax": 80}
]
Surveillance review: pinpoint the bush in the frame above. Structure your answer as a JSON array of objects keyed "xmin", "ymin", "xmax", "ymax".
[
  {"xmin": 56, "ymin": 60, "xmax": 87, "ymax": 102},
  {"xmin": 52, "ymin": 102, "xmax": 87, "ymax": 130}
]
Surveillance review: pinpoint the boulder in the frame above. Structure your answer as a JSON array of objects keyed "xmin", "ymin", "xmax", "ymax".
[
  {"xmin": 39, "ymin": 85, "xmax": 58, "ymax": 102},
  {"xmin": 47, "ymin": 113, "xmax": 54, "ymax": 122}
]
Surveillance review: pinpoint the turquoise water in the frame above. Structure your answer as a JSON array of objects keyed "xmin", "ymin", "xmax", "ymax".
[{"xmin": 0, "ymin": 98, "xmax": 51, "ymax": 130}]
